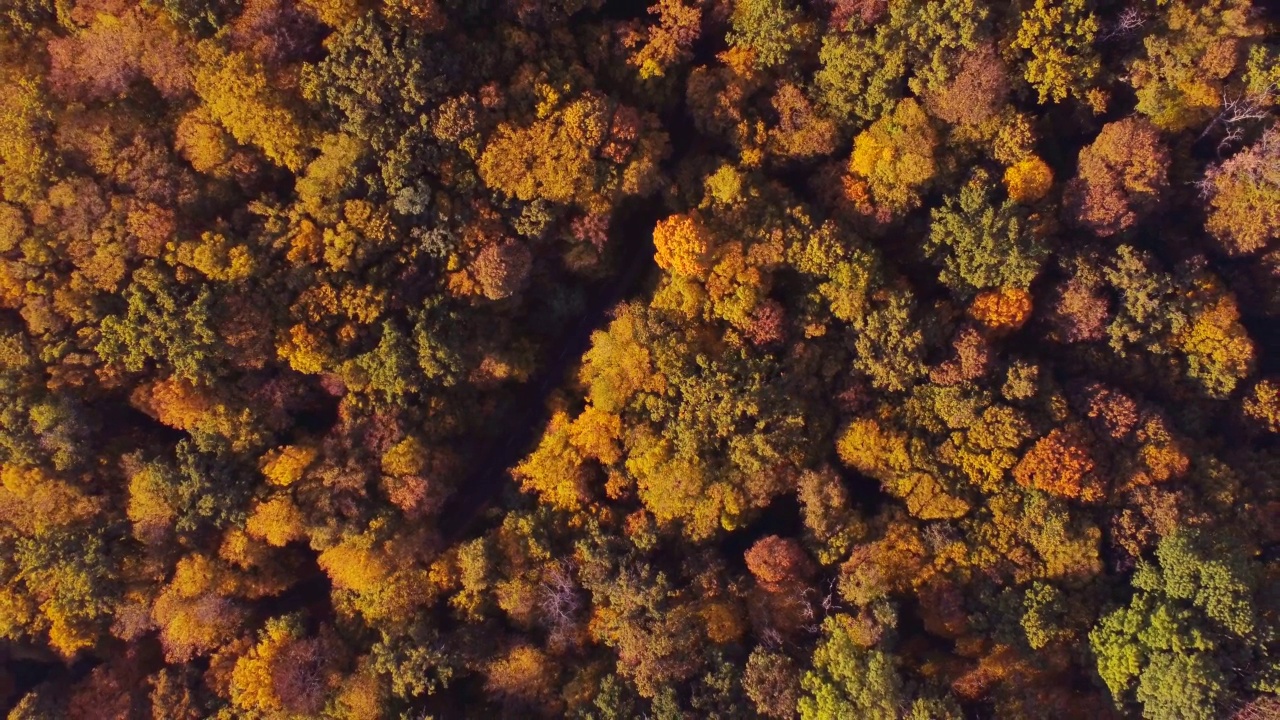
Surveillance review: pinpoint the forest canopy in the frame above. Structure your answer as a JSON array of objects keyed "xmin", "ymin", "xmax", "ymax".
[{"xmin": 0, "ymin": 0, "xmax": 1278, "ymax": 718}]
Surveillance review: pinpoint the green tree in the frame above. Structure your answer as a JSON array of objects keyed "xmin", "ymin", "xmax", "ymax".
[
  {"xmin": 799, "ymin": 615, "xmax": 905, "ymax": 720},
  {"xmin": 927, "ymin": 173, "xmax": 1047, "ymax": 296},
  {"xmin": 97, "ymin": 264, "xmax": 221, "ymax": 383},
  {"xmin": 1089, "ymin": 529, "xmax": 1278, "ymax": 719},
  {"xmin": 853, "ymin": 291, "xmax": 927, "ymax": 392},
  {"xmin": 727, "ymin": 0, "xmax": 814, "ymax": 69}
]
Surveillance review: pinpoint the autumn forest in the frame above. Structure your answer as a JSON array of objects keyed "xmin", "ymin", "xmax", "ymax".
[{"xmin": 0, "ymin": 0, "xmax": 1278, "ymax": 717}]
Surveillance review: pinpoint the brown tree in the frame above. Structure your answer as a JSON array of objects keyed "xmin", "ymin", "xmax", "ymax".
[{"xmin": 1065, "ymin": 117, "xmax": 1170, "ymax": 236}]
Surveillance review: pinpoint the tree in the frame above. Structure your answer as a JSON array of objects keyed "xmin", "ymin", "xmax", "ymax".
[
  {"xmin": 1008, "ymin": 0, "xmax": 1101, "ymax": 104},
  {"xmin": 852, "ymin": 291, "xmax": 927, "ymax": 392},
  {"xmin": 152, "ymin": 554, "xmax": 246, "ymax": 663},
  {"xmin": 193, "ymin": 44, "xmax": 314, "ymax": 171},
  {"xmin": 1089, "ymin": 529, "xmax": 1276, "ymax": 720},
  {"xmin": 0, "ymin": 68, "xmax": 52, "ymax": 206},
  {"xmin": 1176, "ymin": 290, "xmax": 1255, "ymax": 397},
  {"xmin": 927, "ymin": 173, "xmax": 1047, "ymax": 296},
  {"xmin": 846, "ymin": 99, "xmax": 938, "ymax": 219},
  {"xmin": 1003, "ymin": 156, "xmax": 1054, "ymax": 204},
  {"xmin": 653, "ymin": 213, "xmax": 715, "ymax": 278},
  {"xmin": 627, "ymin": 0, "xmax": 701, "ymax": 79},
  {"xmin": 745, "ymin": 536, "xmax": 813, "ymax": 592},
  {"xmin": 1066, "ymin": 117, "xmax": 1171, "ymax": 236},
  {"xmin": 815, "ymin": 31, "xmax": 905, "ymax": 128},
  {"xmin": 472, "ymin": 239, "xmax": 532, "ymax": 300},
  {"xmin": 926, "ymin": 45, "xmax": 1008, "ymax": 126},
  {"xmin": 485, "ymin": 644, "xmax": 561, "ymax": 713},
  {"xmin": 97, "ymin": 265, "xmax": 220, "ymax": 384},
  {"xmin": 798, "ymin": 615, "xmax": 906, "ymax": 720},
  {"xmin": 1202, "ymin": 125, "xmax": 1280, "ymax": 255},
  {"xmin": 744, "ymin": 648, "xmax": 801, "ymax": 719},
  {"xmin": 1128, "ymin": 0, "xmax": 1262, "ymax": 132},
  {"xmin": 1013, "ymin": 426, "xmax": 1104, "ymax": 502},
  {"xmin": 727, "ymin": 0, "xmax": 814, "ymax": 69},
  {"xmin": 478, "ymin": 93, "xmax": 666, "ymax": 212}
]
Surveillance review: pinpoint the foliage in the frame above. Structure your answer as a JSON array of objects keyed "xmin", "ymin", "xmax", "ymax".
[{"xmin": 0, "ymin": 1, "xmax": 1276, "ymax": 716}]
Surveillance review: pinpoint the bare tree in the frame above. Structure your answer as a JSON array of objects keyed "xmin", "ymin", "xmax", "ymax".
[
  {"xmin": 537, "ymin": 560, "xmax": 584, "ymax": 633},
  {"xmin": 1199, "ymin": 84, "xmax": 1279, "ymax": 156},
  {"xmin": 1099, "ymin": 6, "xmax": 1146, "ymax": 42}
]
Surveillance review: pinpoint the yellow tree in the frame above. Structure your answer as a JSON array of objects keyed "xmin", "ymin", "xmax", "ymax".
[
  {"xmin": 0, "ymin": 68, "xmax": 52, "ymax": 206},
  {"xmin": 846, "ymin": 99, "xmax": 938, "ymax": 219},
  {"xmin": 193, "ymin": 44, "xmax": 314, "ymax": 171}
]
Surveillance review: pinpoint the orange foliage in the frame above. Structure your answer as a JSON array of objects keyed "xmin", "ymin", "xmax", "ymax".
[
  {"xmin": 1004, "ymin": 156, "xmax": 1054, "ymax": 203},
  {"xmin": 653, "ymin": 213, "xmax": 715, "ymax": 277},
  {"xmin": 970, "ymin": 287, "xmax": 1033, "ymax": 331},
  {"xmin": 1013, "ymin": 426, "xmax": 1104, "ymax": 502}
]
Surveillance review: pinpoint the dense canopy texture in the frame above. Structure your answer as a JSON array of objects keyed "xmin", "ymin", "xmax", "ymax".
[{"xmin": 0, "ymin": 0, "xmax": 1277, "ymax": 718}]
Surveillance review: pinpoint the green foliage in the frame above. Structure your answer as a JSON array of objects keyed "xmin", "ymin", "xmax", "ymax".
[
  {"xmin": 97, "ymin": 265, "xmax": 220, "ymax": 383},
  {"xmin": 927, "ymin": 174, "xmax": 1047, "ymax": 295},
  {"xmin": 799, "ymin": 616, "xmax": 905, "ymax": 720},
  {"xmin": 815, "ymin": 33, "xmax": 906, "ymax": 127},
  {"xmin": 853, "ymin": 291, "xmax": 927, "ymax": 392},
  {"xmin": 0, "ymin": 1, "xmax": 1275, "ymax": 715},
  {"xmin": 1090, "ymin": 529, "xmax": 1275, "ymax": 719},
  {"xmin": 727, "ymin": 0, "xmax": 813, "ymax": 68}
]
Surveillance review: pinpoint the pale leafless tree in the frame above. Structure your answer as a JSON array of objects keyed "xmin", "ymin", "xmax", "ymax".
[
  {"xmin": 1200, "ymin": 84, "xmax": 1279, "ymax": 156},
  {"xmin": 1099, "ymin": 6, "xmax": 1146, "ymax": 41},
  {"xmin": 537, "ymin": 560, "xmax": 583, "ymax": 632}
]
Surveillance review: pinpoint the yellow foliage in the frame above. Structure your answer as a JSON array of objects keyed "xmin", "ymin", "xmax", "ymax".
[
  {"xmin": 287, "ymin": 219, "xmax": 324, "ymax": 265},
  {"xmin": 478, "ymin": 93, "xmax": 613, "ymax": 211},
  {"xmin": 704, "ymin": 164, "xmax": 745, "ymax": 205},
  {"xmin": 278, "ymin": 324, "xmax": 330, "ymax": 375},
  {"xmin": 626, "ymin": 435, "xmax": 733, "ymax": 539},
  {"xmin": 1243, "ymin": 380, "xmax": 1280, "ymax": 433},
  {"xmin": 970, "ymin": 287, "xmax": 1033, "ymax": 331},
  {"xmin": 580, "ymin": 304, "xmax": 662, "ymax": 413},
  {"xmin": 172, "ymin": 232, "xmax": 256, "ymax": 282},
  {"xmin": 486, "ymin": 645, "xmax": 557, "ymax": 706},
  {"xmin": 335, "ymin": 669, "xmax": 386, "ymax": 719},
  {"xmin": 892, "ymin": 472, "xmax": 971, "ymax": 520},
  {"xmin": 568, "ymin": 406, "xmax": 623, "ymax": 465},
  {"xmin": 0, "ymin": 465, "xmax": 97, "ymax": 535},
  {"xmin": 1176, "ymin": 294, "xmax": 1255, "ymax": 397},
  {"xmin": 229, "ymin": 617, "xmax": 300, "ymax": 715},
  {"xmin": 152, "ymin": 555, "xmax": 243, "ymax": 662},
  {"xmin": 513, "ymin": 410, "xmax": 590, "ymax": 511},
  {"xmin": 261, "ymin": 444, "xmax": 318, "ymax": 487},
  {"xmin": 175, "ymin": 107, "xmax": 234, "ymax": 176},
  {"xmin": 836, "ymin": 418, "xmax": 912, "ymax": 480},
  {"xmin": 0, "ymin": 585, "xmax": 35, "ymax": 643},
  {"xmin": 0, "ymin": 69, "xmax": 52, "ymax": 206},
  {"xmin": 1010, "ymin": 0, "xmax": 1100, "ymax": 103},
  {"xmin": 993, "ymin": 112, "xmax": 1037, "ymax": 164},
  {"xmin": 381, "ymin": 436, "xmax": 427, "ymax": 477},
  {"xmin": 47, "ymin": 613, "xmax": 97, "ymax": 659},
  {"xmin": 318, "ymin": 540, "xmax": 390, "ymax": 593},
  {"xmin": 300, "ymin": 0, "xmax": 368, "ymax": 27},
  {"xmin": 193, "ymin": 45, "xmax": 312, "ymax": 171},
  {"xmin": 245, "ymin": 495, "xmax": 307, "ymax": 547},
  {"xmin": 848, "ymin": 99, "xmax": 938, "ymax": 216},
  {"xmin": 127, "ymin": 464, "xmax": 177, "ymax": 541},
  {"xmin": 653, "ymin": 213, "xmax": 715, "ymax": 277},
  {"xmin": 1004, "ymin": 157, "xmax": 1054, "ymax": 203},
  {"xmin": 651, "ymin": 275, "xmax": 707, "ymax": 320}
]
